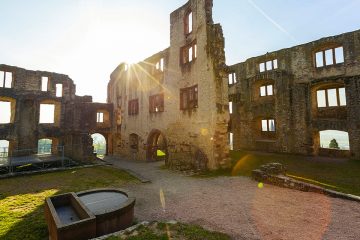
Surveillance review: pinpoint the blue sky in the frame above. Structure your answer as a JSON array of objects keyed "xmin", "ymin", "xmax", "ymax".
[{"xmin": 1, "ymin": 0, "xmax": 359, "ymax": 102}]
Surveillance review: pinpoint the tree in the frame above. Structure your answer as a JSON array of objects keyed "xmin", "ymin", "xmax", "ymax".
[{"xmin": 329, "ymin": 139, "xmax": 340, "ymax": 149}]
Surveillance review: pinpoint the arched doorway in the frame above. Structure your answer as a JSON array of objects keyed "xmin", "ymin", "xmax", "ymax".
[
  {"xmin": 91, "ymin": 133, "xmax": 107, "ymax": 159},
  {"xmin": 146, "ymin": 129, "xmax": 168, "ymax": 162},
  {"xmin": 38, "ymin": 138, "xmax": 52, "ymax": 154},
  {"xmin": 0, "ymin": 140, "xmax": 9, "ymax": 158}
]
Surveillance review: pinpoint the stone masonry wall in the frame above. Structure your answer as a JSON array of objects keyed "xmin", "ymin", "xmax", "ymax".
[{"xmin": 229, "ymin": 30, "xmax": 360, "ymax": 159}]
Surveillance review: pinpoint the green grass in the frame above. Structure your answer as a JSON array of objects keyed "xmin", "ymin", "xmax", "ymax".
[
  {"xmin": 0, "ymin": 166, "xmax": 138, "ymax": 240},
  {"xmin": 197, "ymin": 150, "xmax": 360, "ymax": 196},
  {"xmin": 106, "ymin": 222, "xmax": 230, "ymax": 240}
]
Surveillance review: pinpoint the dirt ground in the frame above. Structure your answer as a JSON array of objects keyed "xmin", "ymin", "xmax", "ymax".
[{"xmin": 105, "ymin": 157, "xmax": 360, "ymax": 240}]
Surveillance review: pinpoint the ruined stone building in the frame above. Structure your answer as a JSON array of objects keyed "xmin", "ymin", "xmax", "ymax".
[
  {"xmin": 108, "ymin": 0, "xmax": 360, "ymax": 168},
  {"xmin": 2, "ymin": 0, "xmax": 359, "ymax": 170},
  {"xmin": 107, "ymin": 0, "xmax": 230, "ymax": 170},
  {"xmin": 0, "ymin": 64, "xmax": 113, "ymax": 161},
  {"xmin": 228, "ymin": 30, "xmax": 360, "ymax": 159}
]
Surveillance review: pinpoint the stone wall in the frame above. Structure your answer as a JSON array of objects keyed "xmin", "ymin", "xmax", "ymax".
[
  {"xmin": 0, "ymin": 65, "xmax": 113, "ymax": 162},
  {"xmin": 108, "ymin": 0, "xmax": 230, "ymax": 170},
  {"xmin": 229, "ymin": 30, "xmax": 360, "ymax": 159}
]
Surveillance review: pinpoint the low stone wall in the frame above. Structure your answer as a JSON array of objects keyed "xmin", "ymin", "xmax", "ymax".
[{"xmin": 252, "ymin": 163, "xmax": 360, "ymax": 202}]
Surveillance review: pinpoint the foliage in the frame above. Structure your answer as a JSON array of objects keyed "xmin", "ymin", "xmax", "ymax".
[{"xmin": 329, "ymin": 139, "xmax": 340, "ymax": 149}]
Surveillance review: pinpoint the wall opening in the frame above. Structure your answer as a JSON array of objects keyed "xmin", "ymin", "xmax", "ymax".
[
  {"xmin": 315, "ymin": 46, "xmax": 344, "ymax": 68},
  {"xmin": 41, "ymin": 76, "xmax": 49, "ymax": 91},
  {"xmin": 0, "ymin": 101, "xmax": 11, "ymax": 124},
  {"xmin": 97, "ymin": 112, "xmax": 104, "ymax": 123},
  {"xmin": 146, "ymin": 129, "xmax": 168, "ymax": 162},
  {"xmin": 0, "ymin": 140, "xmax": 9, "ymax": 158},
  {"xmin": 229, "ymin": 133, "xmax": 234, "ymax": 150},
  {"xmin": 316, "ymin": 87, "xmax": 346, "ymax": 108},
  {"xmin": 38, "ymin": 138, "xmax": 53, "ymax": 155},
  {"xmin": 320, "ymin": 130, "xmax": 350, "ymax": 150},
  {"xmin": 39, "ymin": 104, "xmax": 55, "ymax": 124},
  {"xmin": 1, "ymin": 71, "xmax": 13, "ymax": 88},
  {"xmin": 91, "ymin": 133, "xmax": 106, "ymax": 159},
  {"xmin": 56, "ymin": 84, "xmax": 63, "ymax": 97},
  {"xmin": 184, "ymin": 11, "xmax": 193, "ymax": 34}
]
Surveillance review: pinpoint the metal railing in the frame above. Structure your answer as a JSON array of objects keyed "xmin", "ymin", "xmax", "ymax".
[{"xmin": 0, "ymin": 145, "xmax": 68, "ymax": 175}]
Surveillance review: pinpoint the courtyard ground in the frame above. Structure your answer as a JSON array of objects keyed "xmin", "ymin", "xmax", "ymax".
[
  {"xmin": 0, "ymin": 166, "xmax": 138, "ymax": 240},
  {"xmin": 105, "ymin": 156, "xmax": 360, "ymax": 240}
]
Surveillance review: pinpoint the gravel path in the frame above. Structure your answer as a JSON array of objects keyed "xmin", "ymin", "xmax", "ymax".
[{"xmin": 105, "ymin": 157, "xmax": 360, "ymax": 240}]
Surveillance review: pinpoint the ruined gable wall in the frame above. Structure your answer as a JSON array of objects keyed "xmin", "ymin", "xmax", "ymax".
[{"xmin": 108, "ymin": 0, "xmax": 230, "ymax": 170}]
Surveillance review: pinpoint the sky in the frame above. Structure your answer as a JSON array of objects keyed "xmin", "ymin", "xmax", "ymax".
[{"xmin": 1, "ymin": 0, "xmax": 360, "ymax": 103}]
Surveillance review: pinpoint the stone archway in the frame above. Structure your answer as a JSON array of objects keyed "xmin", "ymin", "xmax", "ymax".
[
  {"xmin": 91, "ymin": 133, "xmax": 107, "ymax": 158},
  {"xmin": 146, "ymin": 129, "xmax": 168, "ymax": 162}
]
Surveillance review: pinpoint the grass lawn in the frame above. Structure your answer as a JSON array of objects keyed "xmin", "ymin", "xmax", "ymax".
[
  {"xmin": 0, "ymin": 166, "xmax": 138, "ymax": 240},
  {"xmin": 197, "ymin": 150, "xmax": 360, "ymax": 196},
  {"xmin": 106, "ymin": 222, "xmax": 231, "ymax": 240}
]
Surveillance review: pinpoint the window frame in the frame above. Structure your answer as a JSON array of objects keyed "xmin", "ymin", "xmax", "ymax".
[
  {"xmin": 181, "ymin": 41, "xmax": 197, "ymax": 65},
  {"xmin": 180, "ymin": 85, "xmax": 198, "ymax": 110},
  {"xmin": 128, "ymin": 99, "xmax": 139, "ymax": 116},
  {"xmin": 149, "ymin": 93, "xmax": 164, "ymax": 113},
  {"xmin": 316, "ymin": 87, "xmax": 347, "ymax": 108},
  {"xmin": 228, "ymin": 72, "xmax": 237, "ymax": 85},
  {"xmin": 315, "ymin": 46, "xmax": 344, "ymax": 68},
  {"xmin": 259, "ymin": 84, "xmax": 274, "ymax": 97},
  {"xmin": 259, "ymin": 59, "xmax": 278, "ymax": 73},
  {"xmin": 261, "ymin": 119, "xmax": 276, "ymax": 132},
  {"xmin": 1, "ymin": 71, "xmax": 13, "ymax": 88},
  {"xmin": 184, "ymin": 10, "xmax": 193, "ymax": 35}
]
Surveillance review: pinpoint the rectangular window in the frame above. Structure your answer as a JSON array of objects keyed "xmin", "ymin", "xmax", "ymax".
[
  {"xmin": 149, "ymin": 94, "xmax": 164, "ymax": 113},
  {"xmin": 229, "ymin": 102, "xmax": 233, "ymax": 114},
  {"xmin": 327, "ymin": 89, "xmax": 338, "ymax": 107},
  {"xmin": 228, "ymin": 72, "xmax": 237, "ymax": 85},
  {"xmin": 181, "ymin": 41, "xmax": 197, "ymax": 64},
  {"xmin": 180, "ymin": 85, "xmax": 198, "ymax": 110},
  {"xmin": 325, "ymin": 49, "xmax": 334, "ymax": 66},
  {"xmin": 317, "ymin": 90, "xmax": 326, "ymax": 107},
  {"xmin": 155, "ymin": 58, "xmax": 164, "ymax": 72},
  {"xmin": 335, "ymin": 47, "xmax": 344, "ymax": 64},
  {"xmin": 229, "ymin": 132, "xmax": 234, "ymax": 150},
  {"xmin": 262, "ymin": 119, "xmax": 276, "ymax": 132},
  {"xmin": 41, "ymin": 77, "xmax": 48, "ymax": 91},
  {"xmin": 259, "ymin": 63, "xmax": 265, "ymax": 72},
  {"xmin": 260, "ymin": 86, "xmax": 266, "ymax": 97},
  {"xmin": 315, "ymin": 46, "xmax": 344, "ymax": 68},
  {"xmin": 0, "ymin": 101, "xmax": 11, "ymax": 124},
  {"xmin": 260, "ymin": 84, "xmax": 274, "ymax": 97},
  {"xmin": 1, "ymin": 71, "xmax": 13, "ymax": 88},
  {"xmin": 97, "ymin": 112, "xmax": 104, "ymax": 122},
  {"xmin": 128, "ymin": 99, "xmax": 139, "ymax": 116},
  {"xmin": 339, "ymin": 87, "xmax": 346, "ymax": 106},
  {"xmin": 56, "ymin": 84, "xmax": 63, "ymax": 97},
  {"xmin": 261, "ymin": 120, "xmax": 268, "ymax": 132},
  {"xmin": 185, "ymin": 11, "xmax": 193, "ymax": 34},
  {"xmin": 316, "ymin": 87, "xmax": 347, "ymax": 108},
  {"xmin": 259, "ymin": 59, "xmax": 278, "ymax": 72},
  {"xmin": 39, "ymin": 104, "xmax": 55, "ymax": 124},
  {"xmin": 316, "ymin": 52, "xmax": 324, "ymax": 68}
]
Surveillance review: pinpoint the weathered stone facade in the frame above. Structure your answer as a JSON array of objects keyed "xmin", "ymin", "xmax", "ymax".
[
  {"xmin": 229, "ymin": 30, "xmax": 360, "ymax": 159},
  {"xmin": 0, "ymin": 64, "xmax": 113, "ymax": 162},
  {"xmin": 107, "ymin": 0, "xmax": 230, "ymax": 170}
]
